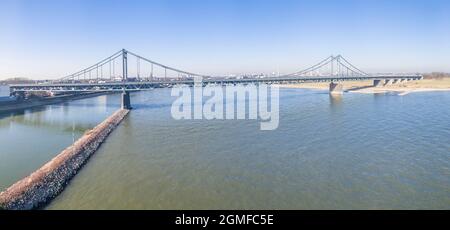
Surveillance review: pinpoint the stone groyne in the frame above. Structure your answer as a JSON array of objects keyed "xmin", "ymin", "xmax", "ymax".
[{"xmin": 0, "ymin": 109, "xmax": 129, "ymax": 210}]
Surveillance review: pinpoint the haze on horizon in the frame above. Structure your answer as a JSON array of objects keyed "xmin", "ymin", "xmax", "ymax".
[{"xmin": 0, "ymin": 0, "xmax": 449, "ymax": 80}]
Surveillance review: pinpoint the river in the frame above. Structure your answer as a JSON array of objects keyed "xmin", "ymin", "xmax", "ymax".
[
  {"xmin": 1, "ymin": 86, "xmax": 449, "ymax": 209},
  {"xmin": 0, "ymin": 85, "xmax": 9, "ymax": 97}
]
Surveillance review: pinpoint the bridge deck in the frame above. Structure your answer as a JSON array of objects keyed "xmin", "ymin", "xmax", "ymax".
[{"xmin": 9, "ymin": 75, "xmax": 423, "ymax": 92}]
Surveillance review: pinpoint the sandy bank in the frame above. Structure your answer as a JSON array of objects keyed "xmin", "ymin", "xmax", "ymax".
[
  {"xmin": 0, "ymin": 109, "xmax": 129, "ymax": 210},
  {"xmin": 280, "ymin": 78, "xmax": 450, "ymax": 95}
]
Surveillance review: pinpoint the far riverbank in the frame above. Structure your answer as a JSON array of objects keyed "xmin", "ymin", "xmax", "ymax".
[
  {"xmin": 0, "ymin": 92, "xmax": 114, "ymax": 113},
  {"xmin": 281, "ymin": 78, "xmax": 450, "ymax": 95}
]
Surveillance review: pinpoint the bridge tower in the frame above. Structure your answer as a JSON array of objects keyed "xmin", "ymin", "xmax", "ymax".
[
  {"xmin": 122, "ymin": 49, "xmax": 128, "ymax": 81},
  {"xmin": 121, "ymin": 49, "xmax": 131, "ymax": 109}
]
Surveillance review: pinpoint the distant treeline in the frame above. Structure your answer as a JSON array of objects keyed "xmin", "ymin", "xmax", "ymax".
[
  {"xmin": 423, "ymin": 72, "xmax": 450, "ymax": 79},
  {"xmin": 0, "ymin": 77, "xmax": 35, "ymax": 85}
]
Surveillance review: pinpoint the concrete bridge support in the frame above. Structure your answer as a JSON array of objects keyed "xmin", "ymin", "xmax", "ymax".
[
  {"xmin": 329, "ymin": 82, "xmax": 343, "ymax": 94},
  {"xmin": 121, "ymin": 91, "xmax": 131, "ymax": 110},
  {"xmin": 373, "ymin": 80, "xmax": 383, "ymax": 87},
  {"xmin": 384, "ymin": 79, "xmax": 394, "ymax": 86}
]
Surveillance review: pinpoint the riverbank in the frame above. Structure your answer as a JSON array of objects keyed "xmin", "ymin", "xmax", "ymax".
[
  {"xmin": 281, "ymin": 78, "xmax": 450, "ymax": 95},
  {"xmin": 0, "ymin": 109, "xmax": 129, "ymax": 210},
  {"xmin": 0, "ymin": 92, "xmax": 113, "ymax": 113}
]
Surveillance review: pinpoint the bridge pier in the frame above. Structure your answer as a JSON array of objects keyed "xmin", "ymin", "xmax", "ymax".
[
  {"xmin": 384, "ymin": 79, "xmax": 394, "ymax": 86},
  {"xmin": 121, "ymin": 91, "xmax": 131, "ymax": 110},
  {"xmin": 329, "ymin": 82, "xmax": 343, "ymax": 94},
  {"xmin": 373, "ymin": 80, "xmax": 383, "ymax": 87}
]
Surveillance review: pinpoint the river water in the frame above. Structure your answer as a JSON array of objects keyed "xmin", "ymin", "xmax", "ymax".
[
  {"xmin": 0, "ymin": 86, "xmax": 449, "ymax": 209},
  {"xmin": 0, "ymin": 85, "xmax": 9, "ymax": 97}
]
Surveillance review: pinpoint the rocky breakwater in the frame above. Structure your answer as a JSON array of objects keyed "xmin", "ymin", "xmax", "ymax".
[{"xmin": 0, "ymin": 109, "xmax": 129, "ymax": 210}]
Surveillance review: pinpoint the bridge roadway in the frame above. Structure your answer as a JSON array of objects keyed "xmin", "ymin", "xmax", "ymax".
[{"xmin": 9, "ymin": 75, "xmax": 423, "ymax": 92}]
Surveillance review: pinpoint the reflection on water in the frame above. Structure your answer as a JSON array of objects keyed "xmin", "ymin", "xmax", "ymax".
[
  {"xmin": 39, "ymin": 88, "xmax": 450, "ymax": 210},
  {"xmin": 329, "ymin": 94, "xmax": 343, "ymax": 109},
  {"xmin": 0, "ymin": 94, "xmax": 120, "ymax": 190}
]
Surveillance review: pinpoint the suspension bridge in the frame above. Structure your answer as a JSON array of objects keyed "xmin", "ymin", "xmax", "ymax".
[{"xmin": 9, "ymin": 49, "xmax": 423, "ymax": 109}]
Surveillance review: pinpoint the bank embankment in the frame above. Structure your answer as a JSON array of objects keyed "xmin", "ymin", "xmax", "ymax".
[
  {"xmin": 0, "ymin": 109, "xmax": 129, "ymax": 210},
  {"xmin": 0, "ymin": 92, "xmax": 112, "ymax": 113},
  {"xmin": 281, "ymin": 78, "xmax": 450, "ymax": 95}
]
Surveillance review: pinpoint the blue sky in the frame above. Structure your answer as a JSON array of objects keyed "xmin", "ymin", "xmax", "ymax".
[{"xmin": 1, "ymin": 0, "xmax": 449, "ymax": 79}]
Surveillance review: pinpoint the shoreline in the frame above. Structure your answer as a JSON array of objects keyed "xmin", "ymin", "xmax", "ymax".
[
  {"xmin": 280, "ymin": 79, "xmax": 450, "ymax": 95},
  {"xmin": 349, "ymin": 87, "xmax": 450, "ymax": 96},
  {"xmin": 0, "ymin": 109, "xmax": 129, "ymax": 210},
  {"xmin": 0, "ymin": 92, "xmax": 115, "ymax": 113}
]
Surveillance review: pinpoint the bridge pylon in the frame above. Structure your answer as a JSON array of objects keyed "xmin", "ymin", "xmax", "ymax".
[{"xmin": 122, "ymin": 49, "xmax": 128, "ymax": 81}]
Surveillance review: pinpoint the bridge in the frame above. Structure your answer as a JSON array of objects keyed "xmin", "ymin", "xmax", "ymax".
[{"xmin": 9, "ymin": 49, "xmax": 423, "ymax": 109}]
